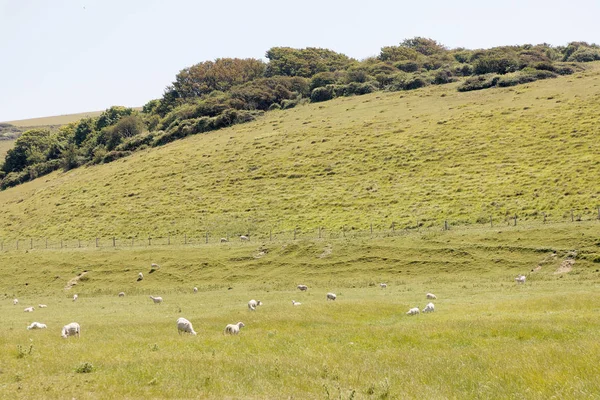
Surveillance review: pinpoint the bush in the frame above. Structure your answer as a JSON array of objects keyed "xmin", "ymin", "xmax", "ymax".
[
  {"xmin": 496, "ymin": 69, "xmax": 557, "ymax": 87},
  {"xmin": 473, "ymin": 56, "xmax": 519, "ymax": 75},
  {"xmin": 102, "ymin": 151, "xmax": 132, "ymax": 163},
  {"xmin": 567, "ymin": 48, "xmax": 600, "ymax": 62},
  {"xmin": 1, "ymin": 170, "xmax": 28, "ymax": 190},
  {"xmin": 268, "ymin": 103, "xmax": 281, "ymax": 111},
  {"xmin": 457, "ymin": 74, "xmax": 500, "ymax": 92},
  {"xmin": 309, "ymin": 72, "xmax": 338, "ymax": 91},
  {"xmin": 310, "ymin": 86, "xmax": 334, "ymax": 102},
  {"xmin": 116, "ymin": 132, "xmax": 156, "ymax": 152},
  {"xmin": 394, "ymin": 60, "xmax": 420, "ymax": 72},
  {"xmin": 75, "ymin": 362, "xmax": 94, "ymax": 374},
  {"xmin": 433, "ymin": 69, "xmax": 455, "ymax": 84},
  {"xmin": 386, "ymin": 73, "xmax": 429, "ymax": 91}
]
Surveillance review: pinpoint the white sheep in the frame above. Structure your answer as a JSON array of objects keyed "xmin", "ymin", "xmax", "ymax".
[
  {"xmin": 61, "ymin": 322, "xmax": 80, "ymax": 339},
  {"xmin": 73, "ymin": 294, "xmax": 78, "ymax": 302},
  {"xmin": 151, "ymin": 263, "xmax": 160, "ymax": 269},
  {"xmin": 137, "ymin": 272, "xmax": 144, "ymax": 281},
  {"xmin": 13, "ymin": 298, "xmax": 18, "ymax": 305},
  {"xmin": 224, "ymin": 322, "xmax": 245, "ymax": 335},
  {"xmin": 240, "ymin": 235, "xmax": 249, "ymax": 241},
  {"xmin": 193, "ymin": 287, "xmax": 198, "ymax": 293},
  {"xmin": 149, "ymin": 296, "xmax": 163, "ymax": 304},
  {"xmin": 177, "ymin": 317, "xmax": 197, "ymax": 335},
  {"xmin": 380, "ymin": 283, "xmax": 387, "ymax": 289},
  {"xmin": 515, "ymin": 275, "xmax": 526, "ymax": 284},
  {"xmin": 24, "ymin": 307, "xmax": 34, "ymax": 312},
  {"xmin": 292, "ymin": 300, "xmax": 301, "ymax": 306},
  {"xmin": 426, "ymin": 293, "xmax": 437, "ymax": 300},
  {"xmin": 220, "ymin": 238, "xmax": 228, "ymax": 243},
  {"xmin": 422, "ymin": 302, "xmax": 435, "ymax": 313},
  {"xmin": 326, "ymin": 293, "xmax": 337, "ymax": 301},
  {"xmin": 297, "ymin": 284, "xmax": 308, "ymax": 291},
  {"xmin": 406, "ymin": 307, "xmax": 420, "ymax": 316},
  {"xmin": 248, "ymin": 299, "xmax": 263, "ymax": 311},
  {"xmin": 38, "ymin": 304, "xmax": 48, "ymax": 308},
  {"xmin": 27, "ymin": 322, "xmax": 47, "ymax": 330},
  {"xmin": 118, "ymin": 292, "xmax": 125, "ymax": 297}
]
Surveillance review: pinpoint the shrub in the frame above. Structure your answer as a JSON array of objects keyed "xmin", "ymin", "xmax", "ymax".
[
  {"xmin": 473, "ymin": 56, "xmax": 519, "ymax": 75},
  {"xmin": 75, "ymin": 362, "xmax": 94, "ymax": 374},
  {"xmin": 310, "ymin": 72, "xmax": 338, "ymax": 91},
  {"xmin": 310, "ymin": 86, "xmax": 334, "ymax": 102},
  {"xmin": 433, "ymin": 69, "xmax": 455, "ymax": 84},
  {"xmin": 102, "ymin": 151, "xmax": 132, "ymax": 163},
  {"xmin": 268, "ymin": 103, "xmax": 281, "ymax": 111},
  {"xmin": 457, "ymin": 74, "xmax": 500, "ymax": 92},
  {"xmin": 496, "ymin": 69, "xmax": 557, "ymax": 87},
  {"xmin": 567, "ymin": 48, "xmax": 600, "ymax": 62},
  {"xmin": 394, "ymin": 60, "xmax": 420, "ymax": 72},
  {"xmin": 116, "ymin": 132, "xmax": 156, "ymax": 152}
]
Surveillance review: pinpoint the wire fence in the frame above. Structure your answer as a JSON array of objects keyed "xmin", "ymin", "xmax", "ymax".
[{"xmin": 1, "ymin": 207, "xmax": 598, "ymax": 252}]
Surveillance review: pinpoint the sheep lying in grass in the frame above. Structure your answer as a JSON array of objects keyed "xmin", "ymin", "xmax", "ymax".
[
  {"xmin": 193, "ymin": 287, "xmax": 198, "ymax": 293},
  {"xmin": 220, "ymin": 238, "xmax": 228, "ymax": 243},
  {"xmin": 297, "ymin": 285, "xmax": 308, "ymax": 291},
  {"xmin": 27, "ymin": 322, "xmax": 47, "ymax": 330},
  {"xmin": 151, "ymin": 263, "xmax": 160, "ymax": 269},
  {"xmin": 327, "ymin": 293, "xmax": 337, "ymax": 301},
  {"xmin": 149, "ymin": 296, "xmax": 163, "ymax": 304},
  {"xmin": 224, "ymin": 322, "xmax": 245, "ymax": 335},
  {"xmin": 137, "ymin": 272, "xmax": 144, "ymax": 281},
  {"xmin": 13, "ymin": 298, "xmax": 18, "ymax": 305},
  {"xmin": 406, "ymin": 307, "xmax": 420, "ymax": 316},
  {"xmin": 515, "ymin": 275, "xmax": 526, "ymax": 284},
  {"xmin": 61, "ymin": 322, "xmax": 80, "ymax": 338},
  {"xmin": 380, "ymin": 283, "xmax": 387, "ymax": 289},
  {"xmin": 292, "ymin": 300, "xmax": 301, "ymax": 306},
  {"xmin": 177, "ymin": 317, "xmax": 197, "ymax": 335},
  {"xmin": 38, "ymin": 304, "xmax": 47, "ymax": 308},
  {"xmin": 118, "ymin": 292, "xmax": 125, "ymax": 297},
  {"xmin": 422, "ymin": 302, "xmax": 435, "ymax": 313},
  {"xmin": 426, "ymin": 293, "xmax": 437, "ymax": 299},
  {"xmin": 24, "ymin": 307, "xmax": 34, "ymax": 312},
  {"xmin": 73, "ymin": 294, "xmax": 78, "ymax": 302},
  {"xmin": 248, "ymin": 299, "xmax": 262, "ymax": 311},
  {"xmin": 240, "ymin": 235, "xmax": 249, "ymax": 241}
]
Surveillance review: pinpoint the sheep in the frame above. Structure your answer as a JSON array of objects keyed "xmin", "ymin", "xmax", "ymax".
[
  {"xmin": 27, "ymin": 322, "xmax": 47, "ymax": 330},
  {"xmin": 118, "ymin": 292, "xmax": 125, "ymax": 297},
  {"xmin": 380, "ymin": 283, "xmax": 387, "ymax": 289},
  {"xmin": 177, "ymin": 317, "xmax": 197, "ymax": 336},
  {"xmin": 224, "ymin": 322, "xmax": 245, "ymax": 335},
  {"xmin": 151, "ymin": 263, "xmax": 160, "ymax": 269},
  {"xmin": 326, "ymin": 293, "xmax": 337, "ymax": 301},
  {"xmin": 193, "ymin": 287, "xmax": 198, "ymax": 293},
  {"xmin": 426, "ymin": 293, "xmax": 437, "ymax": 300},
  {"xmin": 515, "ymin": 275, "xmax": 526, "ymax": 284},
  {"xmin": 406, "ymin": 307, "xmax": 420, "ymax": 316},
  {"xmin": 297, "ymin": 284, "xmax": 308, "ymax": 291},
  {"xmin": 61, "ymin": 322, "xmax": 80, "ymax": 339},
  {"xmin": 137, "ymin": 272, "xmax": 144, "ymax": 281},
  {"xmin": 24, "ymin": 307, "xmax": 34, "ymax": 312},
  {"xmin": 240, "ymin": 235, "xmax": 249, "ymax": 241},
  {"xmin": 38, "ymin": 304, "xmax": 48, "ymax": 308},
  {"xmin": 149, "ymin": 296, "xmax": 163, "ymax": 304},
  {"xmin": 13, "ymin": 298, "xmax": 18, "ymax": 305},
  {"xmin": 248, "ymin": 299, "xmax": 263, "ymax": 311},
  {"xmin": 292, "ymin": 300, "xmax": 301, "ymax": 306},
  {"xmin": 73, "ymin": 294, "xmax": 78, "ymax": 302},
  {"xmin": 422, "ymin": 302, "xmax": 435, "ymax": 313},
  {"xmin": 220, "ymin": 238, "xmax": 228, "ymax": 243}
]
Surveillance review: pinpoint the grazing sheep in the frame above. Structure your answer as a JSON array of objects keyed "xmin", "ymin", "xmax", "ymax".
[
  {"xmin": 297, "ymin": 284, "xmax": 308, "ymax": 291},
  {"xmin": 149, "ymin": 296, "xmax": 163, "ymax": 304},
  {"xmin": 326, "ymin": 293, "xmax": 337, "ymax": 301},
  {"xmin": 73, "ymin": 294, "xmax": 78, "ymax": 302},
  {"xmin": 380, "ymin": 283, "xmax": 387, "ymax": 289},
  {"xmin": 118, "ymin": 292, "xmax": 125, "ymax": 297},
  {"xmin": 151, "ymin": 263, "xmax": 160, "ymax": 269},
  {"xmin": 292, "ymin": 300, "xmax": 301, "ymax": 306},
  {"xmin": 27, "ymin": 322, "xmax": 47, "ymax": 330},
  {"xmin": 24, "ymin": 307, "xmax": 34, "ymax": 312},
  {"xmin": 61, "ymin": 322, "xmax": 80, "ymax": 339},
  {"xmin": 220, "ymin": 238, "xmax": 228, "ymax": 243},
  {"xmin": 13, "ymin": 298, "xmax": 18, "ymax": 305},
  {"xmin": 137, "ymin": 272, "xmax": 144, "ymax": 281},
  {"xmin": 224, "ymin": 322, "xmax": 245, "ymax": 335},
  {"xmin": 406, "ymin": 307, "xmax": 420, "ymax": 316},
  {"xmin": 177, "ymin": 317, "xmax": 197, "ymax": 335},
  {"xmin": 422, "ymin": 302, "xmax": 435, "ymax": 313},
  {"xmin": 426, "ymin": 293, "xmax": 437, "ymax": 300},
  {"xmin": 515, "ymin": 275, "xmax": 526, "ymax": 284},
  {"xmin": 193, "ymin": 287, "xmax": 198, "ymax": 293},
  {"xmin": 38, "ymin": 304, "xmax": 48, "ymax": 308},
  {"xmin": 240, "ymin": 235, "xmax": 249, "ymax": 241},
  {"xmin": 248, "ymin": 299, "xmax": 263, "ymax": 311}
]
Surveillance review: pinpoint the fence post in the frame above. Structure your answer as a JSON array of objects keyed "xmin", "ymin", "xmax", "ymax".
[
  {"xmin": 96, "ymin": 238, "xmax": 98, "ymax": 248},
  {"xmin": 343, "ymin": 226, "xmax": 346, "ymax": 238},
  {"xmin": 206, "ymin": 232, "xmax": 209, "ymax": 244},
  {"xmin": 392, "ymin": 222, "xmax": 395, "ymax": 234},
  {"xmin": 490, "ymin": 216, "xmax": 493, "ymax": 228},
  {"xmin": 514, "ymin": 215, "xmax": 517, "ymax": 226},
  {"xmin": 113, "ymin": 237, "xmax": 116, "ymax": 247},
  {"xmin": 597, "ymin": 206, "xmax": 600, "ymax": 220},
  {"xmin": 30, "ymin": 238, "xmax": 33, "ymax": 249},
  {"xmin": 270, "ymin": 229, "xmax": 272, "ymax": 241},
  {"xmin": 148, "ymin": 237, "xmax": 151, "ymax": 246},
  {"xmin": 543, "ymin": 212, "xmax": 546, "ymax": 224},
  {"xmin": 370, "ymin": 223, "xmax": 373, "ymax": 236},
  {"xmin": 16, "ymin": 240, "xmax": 19, "ymax": 250},
  {"xmin": 294, "ymin": 228, "xmax": 297, "ymax": 240},
  {"xmin": 319, "ymin": 227, "xmax": 322, "ymax": 239},
  {"xmin": 444, "ymin": 220, "xmax": 448, "ymax": 231},
  {"xmin": 184, "ymin": 234, "xmax": 187, "ymax": 245},
  {"xmin": 571, "ymin": 210, "xmax": 574, "ymax": 222},
  {"xmin": 132, "ymin": 237, "xmax": 134, "ymax": 247},
  {"xmin": 78, "ymin": 239, "xmax": 81, "ymax": 248},
  {"xmin": 60, "ymin": 240, "xmax": 63, "ymax": 249},
  {"xmin": 45, "ymin": 238, "xmax": 48, "ymax": 249},
  {"xmin": 168, "ymin": 235, "xmax": 170, "ymax": 245}
]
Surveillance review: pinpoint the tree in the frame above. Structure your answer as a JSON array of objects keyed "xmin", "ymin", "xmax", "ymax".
[
  {"xmin": 400, "ymin": 37, "xmax": 447, "ymax": 56},
  {"xmin": 96, "ymin": 106, "xmax": 135, "ymax": 131},
  {"xmin": 74, "ymin": 117, "xmax": 95, "ymax": 145},
  {"xmin": 2, "ymin": 129, "xmax": 55, "ymax": 173},
  {"xmin": 265, "ymin": 47, "xmax": 353, "ymax": 78}
]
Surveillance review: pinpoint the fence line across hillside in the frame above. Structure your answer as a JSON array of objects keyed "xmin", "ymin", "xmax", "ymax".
[{"xmin": 1, "ymin": 207, "xmax": 598, "ymax": 252}]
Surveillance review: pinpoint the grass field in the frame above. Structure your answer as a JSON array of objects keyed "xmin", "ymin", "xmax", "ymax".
[
  {"xmin": 3, "ymin": 110, "xmax": 108, "ymax": 128},
  {"xmin": 0, "ymin": 139, "xmax": 14, "ymax": 162},
  {"xmin": 1, "ymin": 223, "xmax": 599, "ymax": 398}
]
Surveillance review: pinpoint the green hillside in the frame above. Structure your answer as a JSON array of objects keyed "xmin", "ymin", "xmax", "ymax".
[{"xmin": 0, "ymin": 63, "xmax": 599, "ymax": 240}]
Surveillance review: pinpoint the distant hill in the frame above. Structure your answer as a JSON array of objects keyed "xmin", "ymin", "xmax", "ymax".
[{"xmin": 3, "ymin": 110, "xmax": 110, "ymax": 127}]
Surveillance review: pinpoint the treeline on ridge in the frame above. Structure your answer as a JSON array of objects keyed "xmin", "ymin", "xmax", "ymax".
[{"xmin": 1, "ymin": 38, "xmax": 599, "ymax": 190}]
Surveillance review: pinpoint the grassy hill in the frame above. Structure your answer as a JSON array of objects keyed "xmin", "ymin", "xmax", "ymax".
[
  {"xmin": 2, "ymin": 110, "xmax": 109, "ymax": 127},
  {"xmin": 0, "ymin": 64, "xmax": 599, "ymax": 240}
]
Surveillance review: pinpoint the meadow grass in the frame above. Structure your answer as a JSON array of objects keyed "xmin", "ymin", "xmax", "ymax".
[
  {"xmin": 2, "ymin": 110, "xmax": 109, "ymax": 127},
  {"xmin": 1, "ymin": 223, "xmax": 599, "ymax": 399}
]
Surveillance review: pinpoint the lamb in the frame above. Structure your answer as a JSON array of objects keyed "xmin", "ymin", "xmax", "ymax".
[
  {"xmin": 406, "ymin": 307, "xmax": 420, "ymax": 316},
  {"xmin": 118, "ymin": 292, "xmax": 125, "ymax": 297},
  {"xmin": 149, "ymin": 296, "xmax": 163, "ymax": 304},
  {"xmin": 248, "ymin": 299, "xmax": 263, "ymax": 311},
  {"xmin": 422, "ymin": 302, "xmax": 435, "ymax": 313},
  {"xmin": 137, "ymin": 272, "xmax": 144, "ymax": 281},
  {"xmin": 224, "ymin": 322, "xmax": 245, "ymax": 335},
  {"xmin": 177, "ymin": 317, "xmax": 197, "ymax": 335},
  {"xmin": 426, "ymin": 293, "xmax": 437, "ymax": 300},
  {"xmin": 13, "ymin": 298, "xmax": 18, "ymax": 305},
  {"xmin": 27, "ymin": 322, "xmax": 47, "ymax": 330},
  {"xmin": 24, "ymin": 307, "xmax": 34, "ymax": 312},
  {"xmin": 326, "ymin": 293, "xmax": 337, "ymax": 301},
  {"xmin": 297, "ymin": 284, "xmax": 308, "ymax": 291},
  {"xmin": 292, "ymin": 300, "xmax": 301, "ymax": 306},
  {"xmin": 73, "ymin": 294, "xmax": 78, "ymax": 302},
  {"xmin": 61, "ymin": 322, "xmax": 80, "ymax": 338},
  {"xmin": 380, "ymin": 283, "xmax": 387, "ymax": 289},
  {"xmin": 193, "ymin": 287, "xmax": 198, "ymax": 293},
  {"xmin": 38, "ymin": 304, "xmax": 48, "ymax": 308},
  {"xmin": 515, "ymin": 275, "xmax": 526, "ymax": 284},
  {"xmin": 240, "ymin": 235, "xmax": 249, "ymax": 241}
]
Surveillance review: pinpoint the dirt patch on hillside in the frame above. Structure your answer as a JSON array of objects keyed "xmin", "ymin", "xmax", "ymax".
[
  {"xmin": 554, "ymin": 259, "xmax": 574, "ymax": 275},
  {"xmin": 65, "ymin": 271, "xmax": 88, "ymax": 290},
  {"xmin": 319, "ymin": 244, "xmax": 332, "ymax": 258}
]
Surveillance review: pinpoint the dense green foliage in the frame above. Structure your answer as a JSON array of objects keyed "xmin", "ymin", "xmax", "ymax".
[{"xmin": 2, "ymin": 38, "xmax": 599, "ymax": 190}]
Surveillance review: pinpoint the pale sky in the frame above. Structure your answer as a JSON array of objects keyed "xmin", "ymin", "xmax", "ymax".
[{"xmin": 1, "ymin": 0, "xmax": 598, "ymax": 122}]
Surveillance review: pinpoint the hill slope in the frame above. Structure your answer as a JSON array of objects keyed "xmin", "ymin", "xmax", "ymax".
[{"xmin": 0, "ymin": 64, "xmax": 599, "ymax": 239}]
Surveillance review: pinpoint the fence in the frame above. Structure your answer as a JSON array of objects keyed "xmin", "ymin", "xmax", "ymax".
[{"xmin": 0, "ymin": 207, "xmax": 598, "ymax": 252}]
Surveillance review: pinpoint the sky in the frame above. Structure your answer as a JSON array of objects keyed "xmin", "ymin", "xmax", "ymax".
[{"xmin": 0, "ymin": 0, "xmax": 598, "ymax": 122}]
